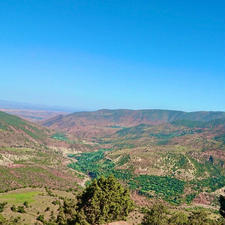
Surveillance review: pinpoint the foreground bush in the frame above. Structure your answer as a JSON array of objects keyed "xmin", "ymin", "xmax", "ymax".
[
  {"xmin": 142, "ymin": 204, "xmax": 225, "ymax": 225},
  {"xmin": 142, "ymin": 204, "xmax": 168, "ymax": 225},
  {"xmin": 60, "ymin": 175, "xmax": 134, "ymax": 225},
  {"xmin": 0, "ymin": 214, "xmax": 23, "ymax": 225},
  {"xmin": 0, "ymin": 202, "xmax": 7, "ymax": 213}
]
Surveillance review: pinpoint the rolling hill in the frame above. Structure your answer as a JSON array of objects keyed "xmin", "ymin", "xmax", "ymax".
[
  {"xmin": 68, "ymin": 118, "xmax": 225, "ymax": 206},
  {"xmin": 44, "ymin": 109, "xmax": 225, "ymax": 207},
  {"xmin": 0, "ymin": 111, "xmax": 83, "ymax": 192},
  {"xmin": 1, "ymin": 109, "xmax": 225, "ymax": 224},
  {"xmin": 42, "ymin": 109, "xmax": 225, "ymax": 138},
  {"xmin": 0, "ymin": 111, "xmax": 51, "ymax": 147}
]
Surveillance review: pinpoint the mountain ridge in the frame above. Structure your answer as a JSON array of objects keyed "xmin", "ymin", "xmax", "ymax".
[{"xmin": 41, "ymin": 109, "xmax": 225, "ymax": 138}]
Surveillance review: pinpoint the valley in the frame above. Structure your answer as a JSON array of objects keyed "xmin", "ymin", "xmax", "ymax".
[
  {"xmin": 1, "ymin": 0, "xmax": 224, "ymax": 223},
  {"xmin": 1, "ymin": 109, "xmax": 225, "ymax": 224}
]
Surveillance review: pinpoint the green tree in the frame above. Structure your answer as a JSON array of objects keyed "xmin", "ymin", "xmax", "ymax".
[
  {"xmin": 10, "ymin": 205, "xmax": 17, "ymax": 212},
  {"xmin": 17, "ymin": 206, "xmax": 26, "ymax": 213},
  {"xmin": 169, "ymin": 212, "xmax": 188, "ymax": 225},
  {"xmin": 56, "ymin": 207, "xmax": 67, "ymax": 225},
  {"xmin": 0, "ymin": 214, "xmax": 7, "ymax": 225},
  {"xmin": 0, "ymin": 202, "xmax": 7, "ymax": 213},
  {"xmin": 61, "ymin": 198, "xmax": 77, "ymax": 223},
  {"xmin": 188, "ymin": 210, "xmax": 211, "ymax": 225},
  {"xmin": 37, "ymin": 215, "xmax": 45, "ymax": 223},
  {"xmin": 142, "ymin": 204, "xmax": 169, "ymax": 225},
  {"xmin": 0, "ymin": 214, "xmax": 23, "ymax": 225},
  {"xmin": 73, "ymin": 175, "xmax": 134, "ymax": 225}
]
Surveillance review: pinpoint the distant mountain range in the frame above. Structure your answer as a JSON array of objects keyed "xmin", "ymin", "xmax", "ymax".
[
  {"xmin": 0, "ymin": 99, "xmax": 79, "ymax": 121},
  {"xmin": 42, "ymin": 109, "xmax": 225, "ymax": 138},
  {"xmin": 0, "ymin": 99, "xmax": 77, "ymax": 112}
]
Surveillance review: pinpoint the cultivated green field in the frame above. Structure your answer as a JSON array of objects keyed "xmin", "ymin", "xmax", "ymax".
[{"xmin": 0, "ymin": 191, "xmax": 40, "ymax": 204}]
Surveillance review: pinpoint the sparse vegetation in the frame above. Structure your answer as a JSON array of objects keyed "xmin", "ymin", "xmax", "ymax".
[
  {"xmin": 0, "ymin": 202, "xmax": 7, "ymax": 212},
  {"xmin": 142, "ymin": 204, "xmax": 224, "ymax": 225},
  {"xmin": 1, "ymin": 109, "xmax": 225, "ymax": 224}
]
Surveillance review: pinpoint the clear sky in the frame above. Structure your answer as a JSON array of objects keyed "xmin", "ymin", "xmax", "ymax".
[{"xmin": 0, "ymin": 0, "xmax": 224, "ymax": 111}]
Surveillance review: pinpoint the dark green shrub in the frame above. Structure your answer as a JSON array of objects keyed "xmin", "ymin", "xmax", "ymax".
[
  {"xmin": 0, "ymin": 202, "xmax": 7, "ymax": 213},
  {"xmin": 188, "ymin": 210, "xmax": 212, "ymax": 225},
  {"xmin": 17, "ymin": 206, "xmax": 26, "ymax": 213},
  {"xmin": 142, "ymin": 204, "xmax": 168, "ymax": 225},
  {"xmin": 37, "ymin": 215, "xmax": 45, "ymax": 223},
  {"xmin": 11, "ymin": 205, "xmax": 17, "ymax": 212},
  {"xmin": 0, "ymin": 214, "xmax": 7, "ymax": 225},
  {"xmin": 169, "ymin": 212, "xmax": 188, "ymax": 225},
  {"xmin": 23, "ymin": 201, "xmax": 29, "ymax": 208},
  {"xmin": 65, "ymin": 175, "xmax": 134, "ymax": 225}
]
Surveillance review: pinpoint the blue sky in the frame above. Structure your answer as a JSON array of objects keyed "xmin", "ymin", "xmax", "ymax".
[{"xmin": 0, "ymin": 0, "xmax": 224, "ymax": 111}]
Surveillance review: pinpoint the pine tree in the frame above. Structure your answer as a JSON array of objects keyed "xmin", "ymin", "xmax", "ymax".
[
  {"xmin": 142, "ymin": 204, "xmax": 168, "ymax": 225},
  {"xmin": 74, "ymin": 175, "xmax": 134, "ymax": 225}
]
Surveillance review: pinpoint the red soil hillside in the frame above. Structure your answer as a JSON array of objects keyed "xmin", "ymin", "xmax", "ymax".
[
  {"xmin": 41, "ymin": 109, "xmax": 225, "ymax": 138},
  {"xmin": 0, "ymin": 110, "xmax": 68, "ymax": 148}
]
